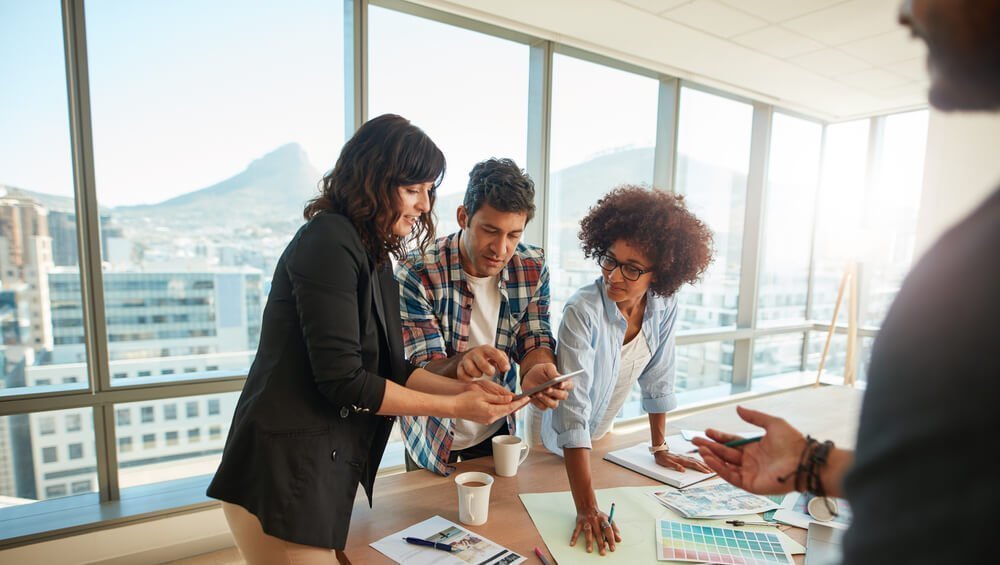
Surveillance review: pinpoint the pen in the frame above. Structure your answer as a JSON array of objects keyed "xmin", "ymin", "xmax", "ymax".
[
  {"xmin": 533, "ymin": 546, "xmax": 551, "ymax": 565},
  {"xmin": 403, "ymin": 537, "xmax": 456, "ymax": 552},
  {"xmin": 724, "ymin": 436, "xmax": 763, "ymax": 448},
  {"xmin": 687, "ymin": 434, "xmax": 763, "ymax": 454},
  {"xmin": 603, "ymin": 502, "xmax": 616, "ymax": 544},
  {"xmin": 726, "ymin": 520, "xmax": 781, "ymax": 527}
]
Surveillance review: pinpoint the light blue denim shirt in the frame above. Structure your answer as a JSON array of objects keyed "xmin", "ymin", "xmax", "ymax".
[{"xmin": 542, "ymin": 277, "xmax": 678, "ymax": 455}]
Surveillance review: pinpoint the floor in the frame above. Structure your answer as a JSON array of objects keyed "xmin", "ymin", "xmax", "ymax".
[{"xmin": 168, "ymin": 547, "xmax": 243, "ymax": 564}]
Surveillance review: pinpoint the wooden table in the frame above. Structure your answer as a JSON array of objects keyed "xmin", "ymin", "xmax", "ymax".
[{"xmin": 344, "ymin": 386, "xmax": 863, "ymax": 563}]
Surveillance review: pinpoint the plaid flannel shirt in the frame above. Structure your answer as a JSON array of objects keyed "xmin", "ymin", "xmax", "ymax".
[{"xmin": 395, "ymin": 232, "xmax": 555, "ymax": 475}]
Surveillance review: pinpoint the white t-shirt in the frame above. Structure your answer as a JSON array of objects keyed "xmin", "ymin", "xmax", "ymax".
[
  {"xmin": 451, "ymin": 273, "xmax": 505, "ymax": 451},
  {"xmin": 592, "ymin": 328, "xmax": 652, "ymax": 440}
]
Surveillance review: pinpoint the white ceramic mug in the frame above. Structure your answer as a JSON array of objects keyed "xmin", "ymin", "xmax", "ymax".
[
  {"xmin": 455, "ymin": 471, "xmax": 493, "ymax": 526},
  {"xmin": 807, "ymin": 496, "xmax": 839, "ymax": 521},
  {"xmin": 492, "ymin": 434, "xmax": 530, "ymax": 477}
]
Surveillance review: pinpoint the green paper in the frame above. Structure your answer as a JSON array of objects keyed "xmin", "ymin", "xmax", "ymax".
[{"xmin": 520, "ymin": 485, "xmax": 804, "ymax": 563}]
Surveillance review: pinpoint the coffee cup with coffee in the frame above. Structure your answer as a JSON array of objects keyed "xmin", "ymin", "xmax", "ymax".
[
  {"xmin": 491, "ymin": 434, "xmax": 530, "ymax": 477},
  {"xmin": 454, "ymin": 471, "xmax": 493, "ymax": 526}
]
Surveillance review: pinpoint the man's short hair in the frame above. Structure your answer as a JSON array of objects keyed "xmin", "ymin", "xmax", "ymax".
[{"xmin": 463, "ymin": 158, "xmax": 536, "ymax": 222}]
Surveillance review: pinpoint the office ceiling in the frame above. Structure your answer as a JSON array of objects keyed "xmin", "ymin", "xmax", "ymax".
[{"xmin": 412, "ymin": 0, "xmax": 928, "ymax": 121}]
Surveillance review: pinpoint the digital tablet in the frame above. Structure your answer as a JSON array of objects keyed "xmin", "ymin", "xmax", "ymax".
[{"xmin": 513, "ymin": 368, "xmax": 584, "ymax": 400}]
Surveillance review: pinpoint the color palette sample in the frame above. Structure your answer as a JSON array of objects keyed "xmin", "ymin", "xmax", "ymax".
[{"xmin": 656, "ymin": 520, "xmax": 793, "ymax": 564}]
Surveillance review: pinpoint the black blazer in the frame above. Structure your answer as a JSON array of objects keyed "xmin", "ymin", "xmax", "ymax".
[{"xmin": 207, "ymin": 212, "xmax": 415, "ymax": 549}]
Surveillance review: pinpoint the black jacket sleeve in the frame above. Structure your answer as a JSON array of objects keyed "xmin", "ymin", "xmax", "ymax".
[{"xmin": 284, "ymin": 214, "xmax": 387, "ymax": 412}]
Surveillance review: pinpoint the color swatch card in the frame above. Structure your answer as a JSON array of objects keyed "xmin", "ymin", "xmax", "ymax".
[
  {"xmin": 655, "ymin": 520, "xmax": 793, "ymax": 564},
  {"xmin": 651, "ymin": 482, "xmax": 781, "ymax": 518}
]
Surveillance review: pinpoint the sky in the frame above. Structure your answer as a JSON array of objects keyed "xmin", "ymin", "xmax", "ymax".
[
  {"xmin": 0, "ymin": 1, "xmax": 927, "ymax": 213},
  {"xmin": 2, "ymin": 0, "xmax": 664, "ymax": 208},
  {"xmin": 2, "ymin": 0, "xmax": 342, "ymax": 206}
]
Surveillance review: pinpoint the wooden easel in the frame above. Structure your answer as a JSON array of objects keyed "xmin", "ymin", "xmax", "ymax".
[{"xmin": 815, "ymin": 261, "xmax": 859, "ymax": 387}]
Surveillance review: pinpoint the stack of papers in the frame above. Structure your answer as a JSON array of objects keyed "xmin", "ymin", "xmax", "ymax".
[
  {"xmin": 650, "ymin": 482, "xmax": 781, "ymax": 518},
  {"xmin": 370, "ymin": 515, "xmax": 525, "ymax": 564}
]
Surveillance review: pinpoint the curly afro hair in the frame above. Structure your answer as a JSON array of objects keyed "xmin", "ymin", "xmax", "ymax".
[{"xmin": 579, "ymin": 185, "xmax": 713, "ymax": 297}]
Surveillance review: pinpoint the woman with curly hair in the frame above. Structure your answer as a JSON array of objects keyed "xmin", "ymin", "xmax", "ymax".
[{"xmin": 539, "ymin": 185, "xmax": 714, "ymax": 556}]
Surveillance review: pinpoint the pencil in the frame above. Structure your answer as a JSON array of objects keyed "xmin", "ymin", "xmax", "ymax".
[{"xmin": 533, "ymin": 546, "xmax": 551, "ymax": 565}]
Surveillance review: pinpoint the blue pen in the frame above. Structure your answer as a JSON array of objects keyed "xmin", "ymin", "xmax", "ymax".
[{"xmin": 403, "ymin": 537, "xmax": 456, "ymax": 552}]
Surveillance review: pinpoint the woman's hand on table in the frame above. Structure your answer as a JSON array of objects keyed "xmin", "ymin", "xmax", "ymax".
[
  {"xmin": 653, "ymin": 450, "xmax": 713, "ymax": 473},
  {"xmin": 570, "ymin": 506, "xmax": 620, "ymax": 556}
]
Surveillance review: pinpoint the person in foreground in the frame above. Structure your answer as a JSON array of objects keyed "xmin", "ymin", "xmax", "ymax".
[
  {"xmin": 206, "ymin": 115, "xmax": 529, "ymax": 564},
  {"xmin": 542, "ymin": 186, "xmax": 713, "ymax": 555},
  {"xmin": 396, "ymin": 158, "xmax": 567, "ymax": 475},
  {"xmin": 694, "ymin": 1, "xmax": 1000, "ymax": 562}
]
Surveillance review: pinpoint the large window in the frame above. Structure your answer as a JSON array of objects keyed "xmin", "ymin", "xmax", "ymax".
[
  {"xmin": 757, "ymin": 113, "xmax": 823, "ymax": 324},
  {"xmin": 674, "ymin": 88, "xmax": 753, "ymax": 332},
  {"xmin": 368, "ymin": 5, "xmax": 529, "ymax": 237},
  {"xmin": 862, "ymin": 110, "xmax": 929, "ymax": 327},
  {"xmin": 0, "ymin": 0, "xmax": 88, "ymax": 400},
  {"xmin": 546, "ymin": 54, "xmax": 658, "ymax": 323},
  {"xmin": 83, "ymin": 0, "xmax": 344, "ymax": 383}
]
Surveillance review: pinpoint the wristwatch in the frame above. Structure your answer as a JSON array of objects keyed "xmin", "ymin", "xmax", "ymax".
[{"xmin": 648, "ymin": 442, "xmax": 670, "ymax": 454}]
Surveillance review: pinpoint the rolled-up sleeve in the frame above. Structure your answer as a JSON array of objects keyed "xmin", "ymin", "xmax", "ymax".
[
  {"xmin": 552, "ymin": 302, "xmax": 597, "ymax": 450},
  {"xmin": 285, "ymin": 215, "xmax": 386, "ymax": 412},
  {"xmin": 638, "ymin": 297, "xmax": 678, "ymax": 414},
  {"xmin": 394, "ymin": 260, "xmax": 447, "ymax": 367}
]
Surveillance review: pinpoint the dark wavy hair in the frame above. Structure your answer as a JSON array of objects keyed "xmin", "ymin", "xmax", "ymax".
[
  {"xmin": 303, "ymin": 114, "xmax": 445, "ymax": 264},
  {"xmin": 579, "ymin": 185, "xmax": 713, "ymax": 297},
  {"xmin": 463, "ymin": 158, "xmax": 535, "ymax": 222}
]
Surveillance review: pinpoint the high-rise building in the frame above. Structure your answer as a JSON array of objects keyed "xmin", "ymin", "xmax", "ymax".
[
  {"xmin": 0, "ymin": 191, "xmax": 55, "ymax": 353},
  {"xmin": 47, "ymin": 269, "xmax": 263, "ymax": 364}
]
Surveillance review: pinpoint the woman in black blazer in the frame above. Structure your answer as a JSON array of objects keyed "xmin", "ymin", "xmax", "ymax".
[{"xmin": 207, "ymin": 114, "xmax": 528, "ymax": 563}]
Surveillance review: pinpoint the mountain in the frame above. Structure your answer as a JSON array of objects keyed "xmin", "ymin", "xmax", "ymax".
[
  {"xmin": 0, "ymin": 185, "xmax": 99, "ymax": 214},
  {"xmin": 113, "ymin": 143, "xmax": 322, "ymax": 229}
]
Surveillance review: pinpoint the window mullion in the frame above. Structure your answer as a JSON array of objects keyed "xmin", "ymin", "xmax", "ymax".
[{"xmin": 62, "ymin": 0, "xmax": 116, "ymax": 502}]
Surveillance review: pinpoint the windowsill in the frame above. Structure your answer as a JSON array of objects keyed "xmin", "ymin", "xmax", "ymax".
[{"xmin": 0, "ymin": 475, "xmax": 217, "ymax": 550}]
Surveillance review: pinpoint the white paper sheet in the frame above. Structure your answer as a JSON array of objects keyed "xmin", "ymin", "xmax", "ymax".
[{"xmin": 369, "ymin": 515, "xmax": 525, "ymax": 565}]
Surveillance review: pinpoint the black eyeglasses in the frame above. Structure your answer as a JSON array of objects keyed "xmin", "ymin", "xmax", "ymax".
[{"xmin": 596, "ymin": 254, "xmax": 652, "ymax": 282}]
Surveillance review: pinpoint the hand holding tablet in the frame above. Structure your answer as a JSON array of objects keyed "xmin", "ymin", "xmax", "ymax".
[{"xmin": 513, "ymin": 369, "xmax": 583, "ymax": 401}]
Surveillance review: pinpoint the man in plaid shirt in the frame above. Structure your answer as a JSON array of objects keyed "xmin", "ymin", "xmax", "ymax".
[{"xmin": 396, "ymin": 158, "xmax": 569, "ymax": 475}]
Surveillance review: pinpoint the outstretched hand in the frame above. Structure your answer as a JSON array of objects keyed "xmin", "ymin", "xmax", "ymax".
[{"xmin": 691, "ymin": 405, "xmax": 807, "ymax": 495}]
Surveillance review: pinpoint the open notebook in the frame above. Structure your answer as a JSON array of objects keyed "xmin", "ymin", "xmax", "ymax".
[{"xmin": 603, "ymin": 436, "xmax": 716, "ymax": 489}]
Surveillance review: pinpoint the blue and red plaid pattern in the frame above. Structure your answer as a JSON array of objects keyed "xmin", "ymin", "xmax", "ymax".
[{"xmin": 395, "ymin": 232, "xmax": 555, "ymax": 475}]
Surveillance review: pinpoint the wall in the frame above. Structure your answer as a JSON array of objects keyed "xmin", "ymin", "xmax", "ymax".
[
  {"xmin": 0, "ymin": 507, "xmax": 232, "ymax": 564},
  {"xmin": 915, "ymin": 109, "xmax": 1000, "ymax": 257}
]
